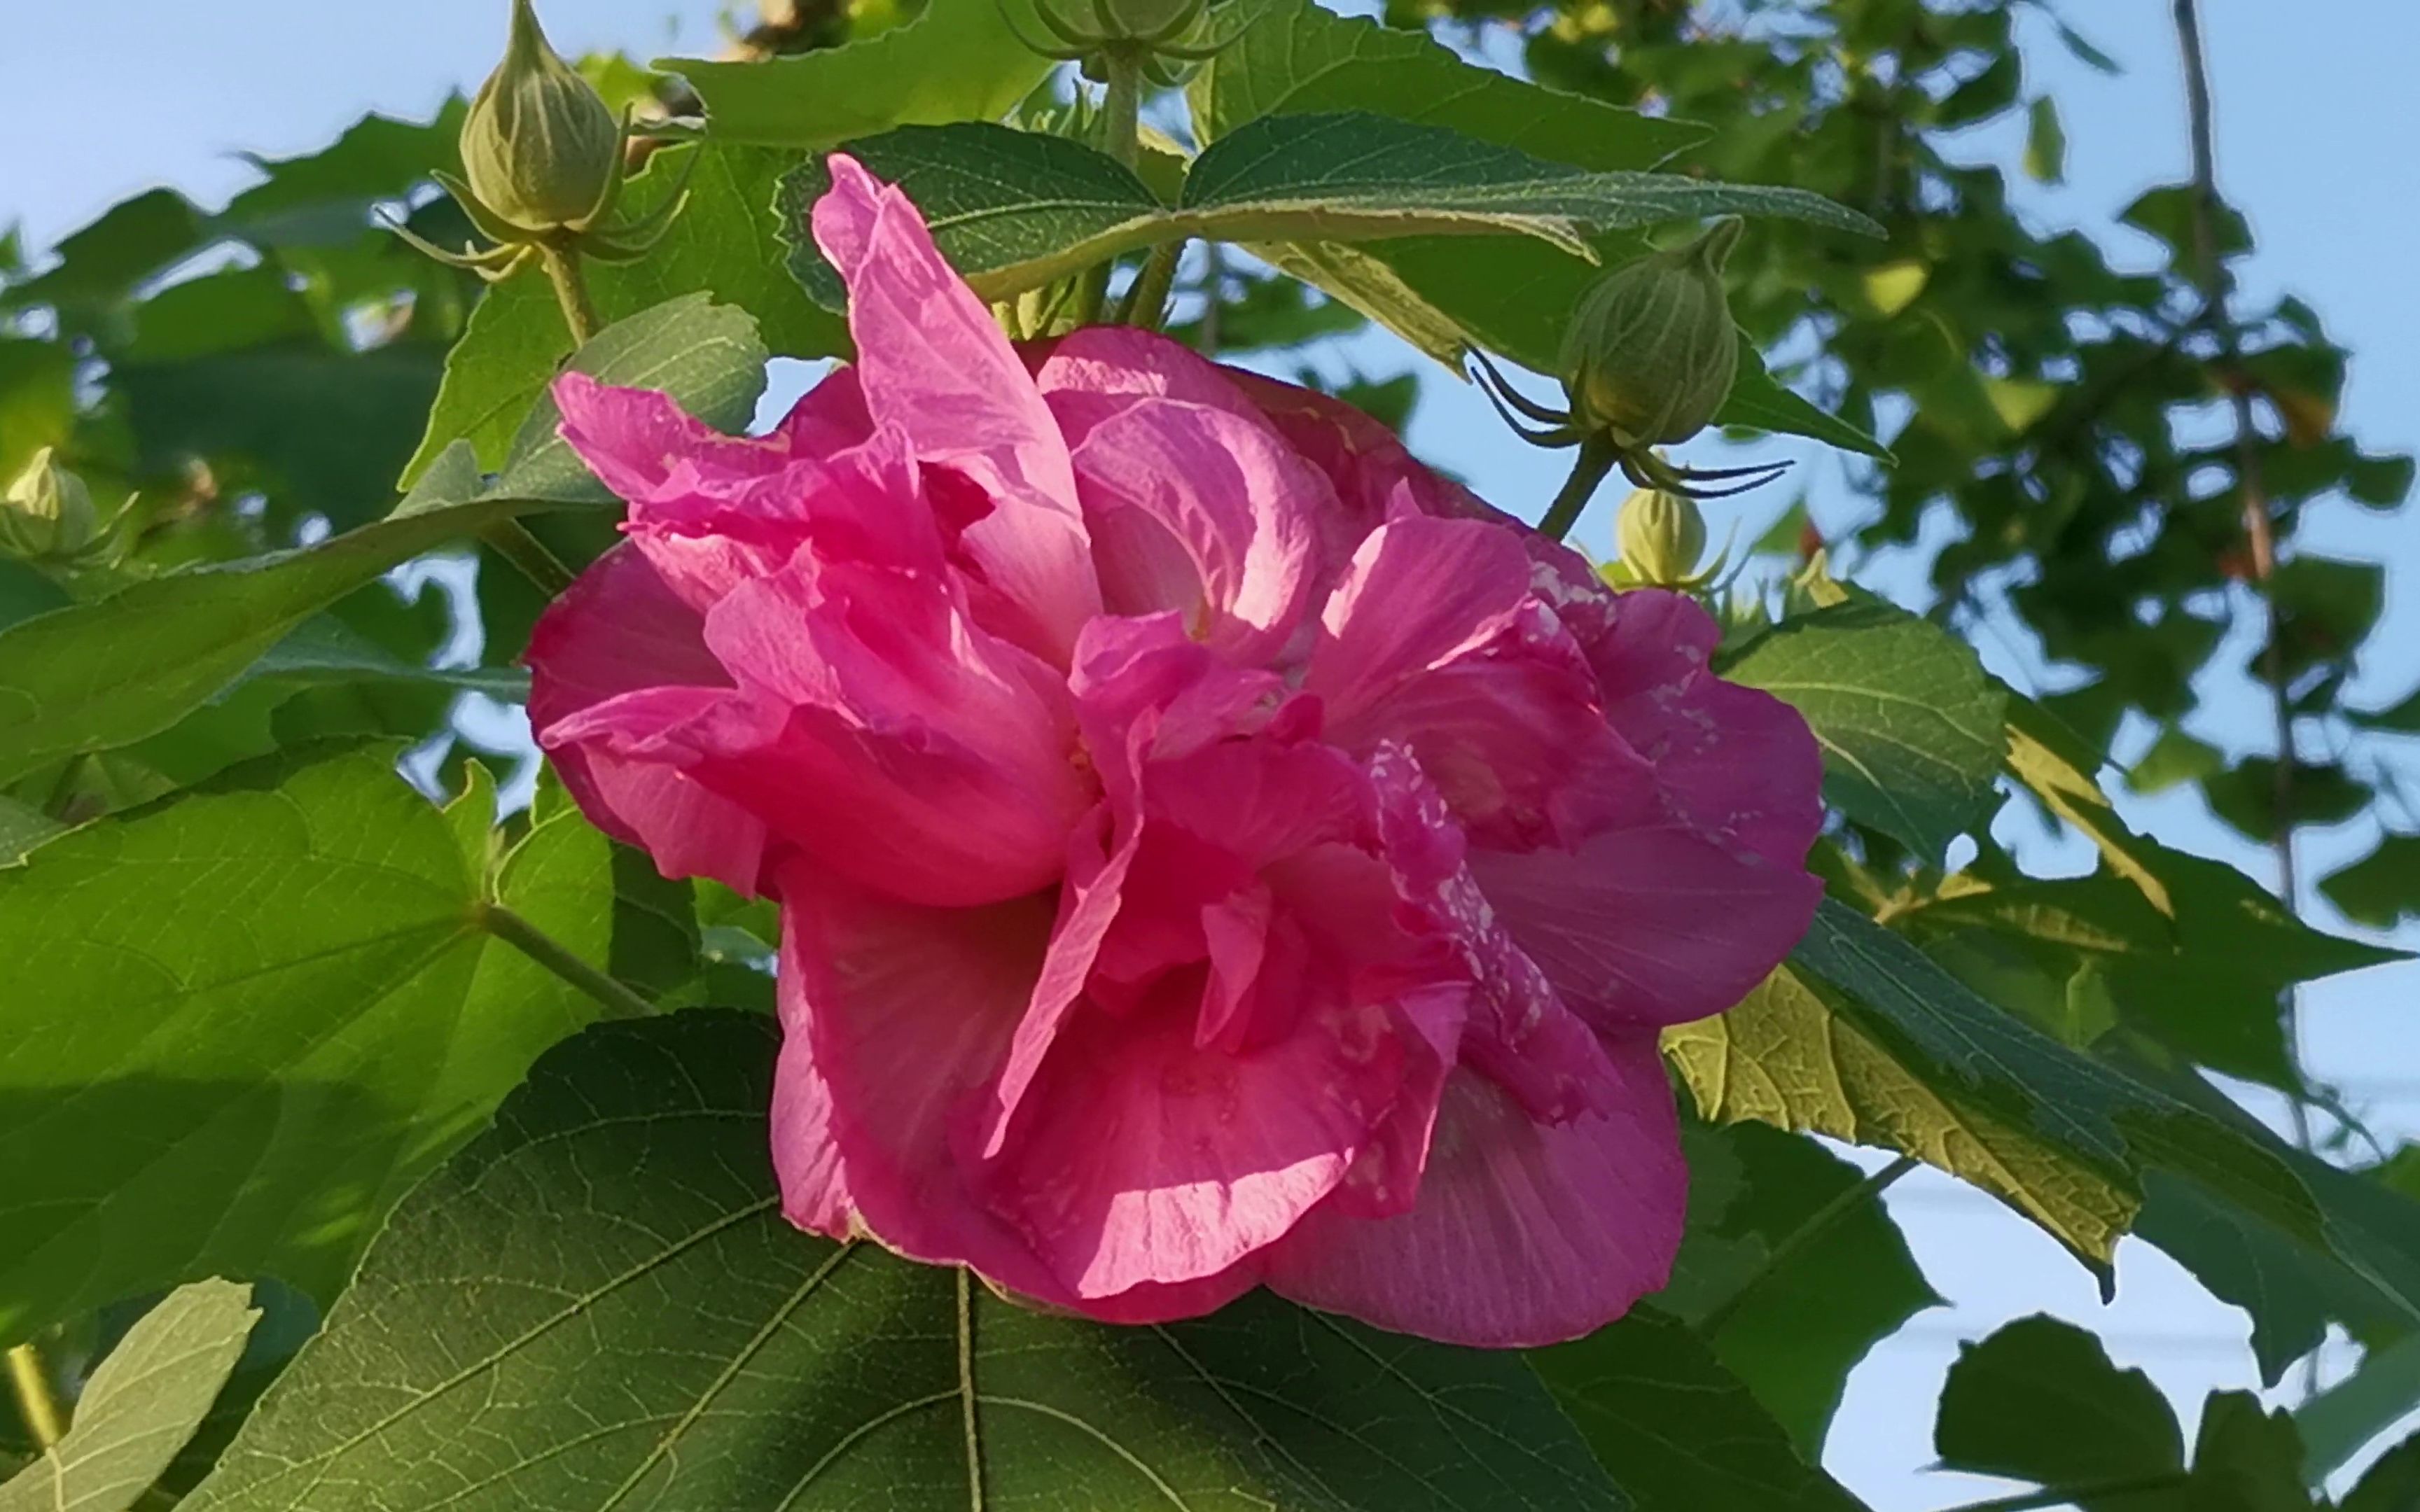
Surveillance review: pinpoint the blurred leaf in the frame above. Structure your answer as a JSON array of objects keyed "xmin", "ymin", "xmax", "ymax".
[
  {"xmin": 216, "ymin": 106, "xmax": 466, "ymax": 249},
  {"xmin": 2323, "ymin": 836, "xmax": 2420, "ymax": 930},
  {"xmin": 2024, "ymin": 97, "xmax": 2067, "ymax": 184},
  {"xmin": 2122, "ymin": 184, "xmax": 2252, "ymax": 263},
  {"xmin": 0, "ymin": 297, "xmax": 765, "ymax": 787},
  {"xmin": 0, "ymin": 795, "xmax": 58, "ymax": 868},
  {"xmin": 0, "ymin": 749, "xmax": 612, "ymax": 1351},
  {"xmin": 1935, "ymin": 1315, "xmax": 2185, "ymax": 1497},
  {"xmin": 1935, "ymin": 52, "xmax": 2021, "ymax": 130},
  {"xmin": 2296, "ymin": 1335, "xmax": 2420, "ymax": 1484},
  {"xmin": 0, "ymin": 337, "xmax": 77, "ymax": 481},
  {"xmin": 0, "ymin": 1280, "xmax": 258, "ymax": 1512},
  {"xmin": 2206, "ymin": 759, "xmax": 2370, "ymax": 841},
  {"xmin": 662, "ymin": 0, "xmax": 1056, "ymax": 147},
  {"xmin": 120, "ymin": 341, "xmax": 442, "ymax": 532},
  {"xmin": 187, "ymin": 1011, "xmax": 1625, "ymax": 1512},
  {"xmin": 2054, "ymin": 20, "xmax": 2124, "ymax": 75},
  {"xmin": 2339, "ymin": 1427, "xmax": 2420, "ymax": 1512},
  {"xmin": 121, "ymin": 267, "xmax": 319, "ymax": 363},
  {"xmin": 1724, "ymin": 600, "xmax": 2006, "ymax": 859},
  {"xmin": 1531, "ymin": 1307, "xmax": 1873, "ymax": 1512},
  {"xmin": 2128, "ymin": 726, "xmax": 2225, "ymax": 795},
  {"xmin": 1861, "ymin": 260, "xmax": 1929, "ymax": 316},
  {"xmin": 3, "ymin": 189, "xmax": 206, "ymax": 313}
]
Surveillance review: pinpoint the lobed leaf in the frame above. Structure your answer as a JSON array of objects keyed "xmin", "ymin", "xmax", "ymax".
[
  {"xmin": 0, "ymin": 748, "xmax": 612, "ymax": 1349},
  {"xmin": 188, "ymin": 1010, "xmax": 1625, "ymax": 1512}
]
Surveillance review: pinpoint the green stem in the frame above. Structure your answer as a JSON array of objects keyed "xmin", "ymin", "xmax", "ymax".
[
  {"xmin": 538, "ymin": 240, "xmax": 601, "ymax": 346},
  {"xmin": 1931, "ymin": 1473, "xmax": 2192, "ymax": 1512},
  {"xmin": 1120, "ymin": 240, "xmax": 1183, "ymax": 328},
  {"xmin": 480, "ymin": 519, "xmax": 576, "ymax": 597},
  {"xmin": 7, "ymin": 1341, "xmax": 64, "ymax": 1451},
  {"xmin": 1700, "ymin": 1154, "xmax": 1918, "ymax": 1336},
  {"xmin": 1538, "ymin": 438, "xmax": 1618, "ymax": 542},
  {"xmin": 1099, "ymin": 48, "xmax": 1145, "ymax": 170},
  {"xmin": 481, "ymin": 904, "xmax": 655, "ymax": 1021},
  {"xmin": 1071, "ymin": 47, "xmax": 1148, "ymax": 330}
]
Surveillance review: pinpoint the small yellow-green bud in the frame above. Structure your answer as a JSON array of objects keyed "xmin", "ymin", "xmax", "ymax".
[
  {"xmin": 0, "ymin": 448, "xmax": 107, "ymax": 564},
  {"xmin": 460, "ymin": 0, "xmax": 621, "ymax": 234},
  {"xmin": 1559, "ymin": 217, "xmax": 1744, "ymax": 450},
  {"xmin": 1615, "ymin": 486, "xmax": 1708, "ymax": 587}
]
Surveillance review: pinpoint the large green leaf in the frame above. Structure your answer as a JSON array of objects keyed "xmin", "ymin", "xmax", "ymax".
[
  {"xmin": 1659, "ymin": 1124, "xmax": 1938, "ymax": 1450},
  {"xmin": 782, "ymin": 113, "xmax": 1874, "ymax": 312},
  {"xmin": 401, "ymin": 145, "xmax": 828, "ymax": 488},
  {"xmin": 1934, "ymin": 1316, "xmax": 2186, "ymax": 1497},
  {"xmin": 188, "ymin": 1011, "xmax": 1625, "ymax": 1512},
  {"xmin": 1671, "ymin": 900, "xmax": 2321, "ymax": 1269},
  {"xmin": 0, "ymin": 1280, "xmax": 259, "ymax": 1512},
  {"xmin": 1529, "ymin": 1308, "xmax": 1871, "ymax": 1512},
  {"xmin": 0, "ymin": 748, "xmax": 613, "ymax": 1349},
  {"xmin": 1723, "ymin": 600, "xmax": 2006, "ymax": 860},
  {"xmin": 0, "ymin": 297, "xmax": 765, "ymax": 787},
  {"xmin": 1668, "ymin": 957, "xmax": 2139, "ymax": 1265},
  {"xmin": 1936, "ymin": 1318, "xmax": 2314, "ymax": 1512},
  {"xmin": 660, "ymin": 0, "xmax": 1057, "ymax": 148}
]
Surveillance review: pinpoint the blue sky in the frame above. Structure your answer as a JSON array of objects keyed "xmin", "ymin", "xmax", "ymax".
[{"xmin": 15, "ymin": 2, "xmax": 2420, "ymax": 1506}]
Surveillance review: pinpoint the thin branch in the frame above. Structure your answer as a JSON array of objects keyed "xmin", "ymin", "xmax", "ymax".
[{"xmin": 2171, "ymin": 0, "xmax": 2306, "ymax": 1142}]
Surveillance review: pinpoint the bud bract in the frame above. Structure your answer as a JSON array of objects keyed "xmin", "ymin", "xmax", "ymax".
[
  {"xmin": 1559, "ymin": 217, "xmax": 1744, "ymax": 450},
  {"xmin": 0, "ymin": 448, "xmax": 108, "ymax": 564},
  {"xmin": 461, "ymin": 0, "xmax": 621, "ymax": 234}
]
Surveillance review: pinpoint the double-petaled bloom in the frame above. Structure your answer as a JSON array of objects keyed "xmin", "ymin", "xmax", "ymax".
[{"xmin": 526, "ymin": 156, "xmax": 1823, "ymax": 1346}]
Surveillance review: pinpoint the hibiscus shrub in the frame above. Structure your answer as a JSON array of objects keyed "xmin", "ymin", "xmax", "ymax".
[{"xmin": 1, "ymin": 1, "xmax": 2412, "ymax": 1508}]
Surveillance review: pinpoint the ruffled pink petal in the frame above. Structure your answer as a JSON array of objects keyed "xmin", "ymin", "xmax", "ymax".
[
  {"xmin": 774, "ymin": 860, "xmax": 1253, "ymax": 1323},
  {"xmin": 1469, "ymin": 821, "xmax": 1823, "ymax": 1031},
  {"xmin": 971, "ymin": 980, "xmax": 1406, "ymax": 1298},
  {"xmin": 1265, "ymin": 1032, "xmax": 1685, "ymax": 1348},
  {"xmin": 1309, "ymin": 515, "xmax": 1652, "ymax": 850},
  {"xmin": 1365, "ymin": 743, "xmax": 1615, "ymax": 1125},
  {"xmin": 680, "ymin": 554, "xmax": 1090, "ymax": 907},
  {"xmin": 1584, "ymin": 588, "xmax": 1826, "ymax": 869},
  {"xmin": 769, "ymin": 1004, "xmax": 853, "ymax": 1239},
  {"xmin": 525, "ymin": 545, "xmax": 769, "ymax": 894},
  {"xmin": 813, "ymin": 155, "xmax": 1100, "ymax": 663},
  {"xmin": 1035, "ymin": 328, "xmax": 1319, "ymax": 664}
]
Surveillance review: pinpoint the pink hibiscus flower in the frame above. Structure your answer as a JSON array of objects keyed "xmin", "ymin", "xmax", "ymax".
[{"xmin": 525, "ymin": 154, "xmax": 1823, "ymax": 1347}]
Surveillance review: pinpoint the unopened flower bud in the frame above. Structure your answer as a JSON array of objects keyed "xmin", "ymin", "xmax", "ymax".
[
  {"xmin": 1615, "ymin": 486, "xmax": 1709, "ymax": 587},
  {"xmin": 0, "ymin": 448, "xmax": 108, "ymax": 564},
  {"xmin": 1042, "ymin": 0, "xmax": 1203, "ymax": 43},
  {"xmin": 1559, "ymin": 217, "xmax": 1744, "ymax": 450},
  {"xmin": 461, "ymin": 0, "xmax": 621, "ymax": 234}
]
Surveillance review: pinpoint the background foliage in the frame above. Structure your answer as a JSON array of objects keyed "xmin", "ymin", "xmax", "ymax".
[{"xmin": 1, "ymin": 1, "xmax": 2414, "ymax": 1508}]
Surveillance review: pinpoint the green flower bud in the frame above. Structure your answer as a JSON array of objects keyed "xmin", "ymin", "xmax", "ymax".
[
  {"xmin": 1041, "ymin": 0, "xmax": 1204, "ymax": 45},
  {"xmin": 1558, "ymin": 217, "xmax": 1744, "ymax": 450},
  {"xmin": 460, "ymin": 0, "xmax": 621, "ymax": 234},
  {"xmin": 0, "ymin": 448, "xmax": 108, "ymax": 564},
  {"xmin": 1614, "ymin": 486, "xmax": 1709, "ymax": 587}
]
